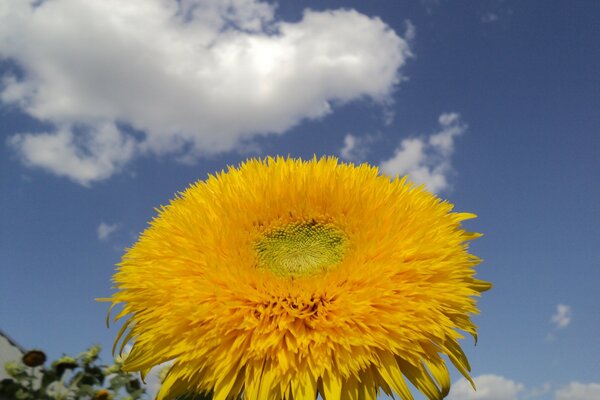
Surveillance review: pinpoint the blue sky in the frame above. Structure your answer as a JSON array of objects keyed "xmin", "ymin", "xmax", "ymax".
[{"xmin": 1, "ymin": 1, "xmax": 599, "ymax": 399}]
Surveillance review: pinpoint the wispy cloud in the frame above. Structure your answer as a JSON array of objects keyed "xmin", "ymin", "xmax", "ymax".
[
  {"xmin": 339, "ymin": 133, "xmax": 380, "ymax": 163},
  {"xmin": 481, "ymin": 13, "xmax": 499, "ymax": 23},
  {"xmin": 555, "ymin": 382, "xmax": 600, "ymax": 400},
  {"xmin": 449, "ymin": 374, "xmax": 600, "ymax": 400},
  {"xmin": 8, "ymin": 124, "xmax": 135, "ymax": 187},
  {"xmin": 379, "ymin": 112, "xmax": 467, "ymax": 193},
  {"xmin": 1, "ymin": 0, "xmax": 413, "ymax": 185},
  {"xmin": 448, "ymin": 374, "xmax": 524, "ymax": 400},
  {"xmin": 419, "ymin": 0, "xmax": 441, "ymax": 14},
  {"xmin": 551, "ymin": 304, "xmax": 572, "ymax": 329},
  {"xmin": 97, "ymin": 222, "xmax": 119, "ymax": 241},
  {"xmin": 523, "ymin": 383, "xmax": 551, "ymax": 399}
]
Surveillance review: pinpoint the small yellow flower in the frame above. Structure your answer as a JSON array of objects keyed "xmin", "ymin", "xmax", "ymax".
[
  {"xmin": 52, "ymin": 356, "xmax": 78, "ymax": 376},
  {"xmin": 93, "ymin": 389, "xmax": 112, "ymax": 400},
  {"xmin": 107, "ymin": 157, "xmax": 491, "ymax": 400}
]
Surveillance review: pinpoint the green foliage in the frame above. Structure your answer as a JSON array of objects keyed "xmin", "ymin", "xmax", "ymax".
[{"xmin": 0, "ymin": 346, "xmax": 145, "ymax": 400}]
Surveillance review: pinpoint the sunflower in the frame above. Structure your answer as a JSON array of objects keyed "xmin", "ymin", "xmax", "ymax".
[{"xmin": 107, "ymin": 156, "xmax": 490, "ymax": 400}]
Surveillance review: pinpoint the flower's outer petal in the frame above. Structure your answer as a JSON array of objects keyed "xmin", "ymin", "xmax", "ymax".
[
  {"xmin": 454, "ymin": 213, "xmax": 478, "ymax": 221},
  {"xmin": 101, "ymin": 299, "xmax": 117, "ymax": 328},
  {"xmin": 111, "ymin": 318, "xmax": 131, "ymax": 356},
  {"xmin": 424, "ymin": 357, "xmax": 450, "ymax": 397},
  {"xmin": 257, "ymin": 362, "xmax": 279, "ymax": 399},
  {"xmin": 156, "ymin": 369, "xmax": 188, "ymax": 400},
  {"xmin": 213, "ymin": 365, "xmax": 240, "ymax": 400},
  {"xmin": 322, "ymin": 370, "xmax": 342, "ymax": 400},
  {"xmin": 376, "ymin": 352, "xmax": 414, "ymax": 400},
  {"xmin": 292, "ymin": 369, "xmax": 318, "ymax": 400},
  {"xmin": 396, "ymin": 358, "xmax": 442, "ymax": 400},
  {"xmin": 470, "ymin": 279, "xmax": 493, "ymax": 293},
  {"xmin": 139, "ymin": 367, "xmax": 151, "ymax": 383},
  {"xmin": 359, "ymin": 367, "xmax": 379, "ymax": 400},
  {"xmin": 118, "ymin": 330, "xmax": 135, "ymax": 358},
  {"xmin": 377, "ymin": 377, "xmax": 394, "ymax": 398},
  {"xmin": 443, "ymin": 338, "xmax": 475, "ymax": 389},
  {"xmin": 243, "ymin": 360, "xmax": 265, "ymax": 399},
  {"xmin": 341, "ymin": 375, "xmax": 359, "ymax": 400}
]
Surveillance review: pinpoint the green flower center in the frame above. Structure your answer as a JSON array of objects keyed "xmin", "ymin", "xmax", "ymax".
[{"xmin": 255, "ymin": 221, "xmax": 347, "ymax": 277}]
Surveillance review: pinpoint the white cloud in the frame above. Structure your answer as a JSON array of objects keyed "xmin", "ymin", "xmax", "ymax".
[
  {"xmin": 339, "ymin": 133, "xmax": 379, "ymax": 163},
  {"xmin": 525, "ymin": 383, "xmax": 551, "ymax": 399},
  {"xmin": 379, "ymin": 112, "xmax": 466, "ymax": 193},
  {"xmin": 97, "ymin": 222, "xmax": 119, "ymax": 240},
  {"xmin": 419, "ymin": 0, "xmax": 441, "ymax": 14},
  {"xmin": 545, "ymin": 332, "xmax": 557, "ymax": 342},
  {"xmin": 404, "ymin": 20, "xmax": 416, "ymax": 42},
  {"xmin": 555, "ymin": 382, "xmax": 600, "ymax": 400},
  {"xmin": 340, "ymin": 134, "xmax": 359, "ymax": 161},
  {"xmin": 8, "ymin": 123, "xmax": 135, "ymax": 186},
  {"xmin": 142, "ymin": 362, "xmax": 173, "ymax": 398},
  {"xmin": 448, "ymin": 376, "xmax": 600, "ymax": 400},
  {"xmin": 481, "ymin": 13, "xmax": 499, "ymax": 23},
  {"xmin": 0, "ymin": 0, "xmax": 412, "ymax": 185},
  {"xmin": 448, "ymin": 374, "xmax": 524, "ymax": 400},
  {"xmin": 551, "ymin": 304, "xmax": 572, "ymax": 329}
]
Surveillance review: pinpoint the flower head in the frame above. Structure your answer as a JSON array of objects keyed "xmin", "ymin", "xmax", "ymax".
[
  {"xmin": 52, "ymin": 356, "xmax": 78, "ymax": 377},
  {"xmin": 107, "ymin": 157, "xmax": 490, "ymax": 400},
  {"xmin": 93, "ymin": 389, "xmax": 112, "ymax": 400},
  {"xmin": 4, "ymin": 361, "xmax": 25, "ymax": 377},
  {"xmin": 22, "ymin": 350, "xmax": 46, "ymax": 368}
]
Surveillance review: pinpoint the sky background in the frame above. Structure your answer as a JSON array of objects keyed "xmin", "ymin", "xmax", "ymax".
[{"xmin": 1, "ymin": 1, "xmax": 599, "ymax": 399}]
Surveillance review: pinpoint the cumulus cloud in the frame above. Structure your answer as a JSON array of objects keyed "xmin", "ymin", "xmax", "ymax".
[
  {"xmin": 379, "ymin": 112, "xmax": 466, "ymax": 193},
  {"xmin": 525, "ymin": 383, "xmax": 551, "ymax": 399},
  {"xmin": 339, "ymin": 133, "xmax": 379, "ymax": 163},
  {"xmin": 142, "ymin": 362, "xmax": 173, "ymax": 398},
  {"xmin": 0, "ymin": 0, "xmax": 412, "ymax": 185},
  {"xmin": 551, "ymin": 304, "xmax": 572, "ymax": 329},
  {"xmin": 97, "ymin": 222, "xmax": 119, "ymax": 240},
  {"xmin": 8, "ymin": 123, "xmax": 136, "ymax": 186},
  {"xmin": 448, "ymin": 375, "xmax": 600, "ymax": 400},
  {"xmin": 448, "ymin": 374, "xmax": 524, "ymax": 400},
  {"xmin": 555, "ymin": 382, "xmax": 600, "ymax": 400}
]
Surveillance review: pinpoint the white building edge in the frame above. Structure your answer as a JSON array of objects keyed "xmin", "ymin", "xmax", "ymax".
[{"xmin": 0, "ymin": 329, "xmax": 25, "ymax": 380}]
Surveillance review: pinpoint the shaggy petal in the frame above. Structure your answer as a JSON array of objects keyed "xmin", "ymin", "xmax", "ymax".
[{"xmin": 107, "ymin": 156, "xmax": 490, "ymax": 399}]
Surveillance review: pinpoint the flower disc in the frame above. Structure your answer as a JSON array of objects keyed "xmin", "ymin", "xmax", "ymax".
[{"xmin": 108, "ymin": 157, "xmax": 491, "ymax": 400}]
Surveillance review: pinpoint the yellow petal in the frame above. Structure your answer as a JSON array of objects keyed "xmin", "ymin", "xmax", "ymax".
[
  {"xmin": 396, "ymin": 358, "xmax": 442, "ymax": 400},
  {"xmin": 376, "ymin": 352, "xmax": 414, "ymax": 400},
  {"xmin": 322, "ymin": 370, "xmax": 342, "ymax": 400}
]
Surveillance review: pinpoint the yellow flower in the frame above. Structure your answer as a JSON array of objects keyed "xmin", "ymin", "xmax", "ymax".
[
  {"xmin": 93, "ymin": 389, "xmax": 112, "ymax": 400},
  {"xmin": 107, "ymin": 157, "xmax": 490, "ymax": 400}
]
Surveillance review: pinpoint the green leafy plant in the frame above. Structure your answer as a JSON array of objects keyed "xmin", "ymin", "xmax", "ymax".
[{"xmin": 0, "ymin": 346, "xmax": 145, "ymax": 400}]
